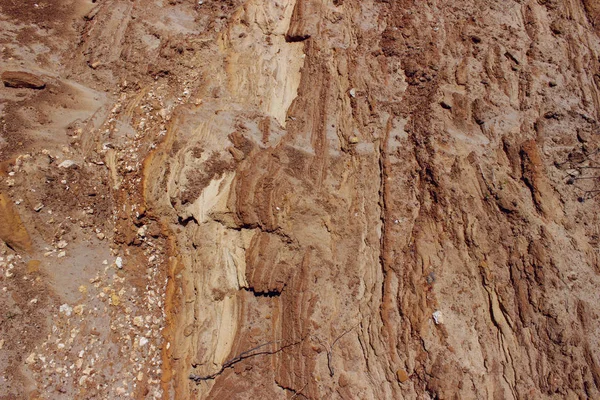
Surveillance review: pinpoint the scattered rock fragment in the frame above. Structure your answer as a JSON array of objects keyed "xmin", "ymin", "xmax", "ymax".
[
  {"xmin": 1, "ymin": 71, "xmax": 46, "ymax": 89},
  {"xmin": 27, "ymin": 260, "xmax": 41, "ymax": 273},
  {"xmin": 59, "ymin": 304, "xmax": 73, "ymax": 316},
  {"xmin": 110, "ymin": 293, "xmax": 120, "ymax": 306},
  {"xmin": 0, "ymin": 193, "xmax": 33, "ymax": 252},
  {"xmin": 338, "ymin": 373, "xmax": 349, "ymax": 387},
  {"xmin": 58, "ymin": 160, "xmax": 78, "ymax": 169},
  {"xmin": 34, "ymin": 203, "xmax": 44, "ymax": 212},
  {"xmin": 183, "ymin": 324, "xmax": 195, "ymax": 337},
  {"xmin": 25, "ymin": 353, "xmax": 36, "ymax": 365},
  {"xmin": 396, "ymin": 369, "xmax": 409, "ymax": 383}
]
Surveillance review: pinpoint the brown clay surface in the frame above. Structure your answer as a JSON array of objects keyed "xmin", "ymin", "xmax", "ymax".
[{"xmin": 3, "ymin": 1, "xmax": 600, "ymax": 399}]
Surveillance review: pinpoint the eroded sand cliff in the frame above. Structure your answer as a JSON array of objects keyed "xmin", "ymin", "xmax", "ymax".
[{"xmin": 2, "ymin": 0, "xmax": 600, "ymax": 399}]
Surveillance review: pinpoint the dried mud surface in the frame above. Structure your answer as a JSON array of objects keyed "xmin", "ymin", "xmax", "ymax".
[{"xmin": 2, "ymin": 0, "xmax": 600, "ymax": 399}]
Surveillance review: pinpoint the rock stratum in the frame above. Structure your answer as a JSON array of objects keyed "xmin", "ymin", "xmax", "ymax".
[{"xmin": 2, "ymin": 0, "xmax": 600, "ymax": 399}]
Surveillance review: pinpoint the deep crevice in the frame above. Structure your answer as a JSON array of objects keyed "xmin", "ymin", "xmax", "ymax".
[
  {"xmin": 177, "ymin": 214, "xmax": 198, "ymax": 227},
  {"xmin": 285, "ymin": 34, "xmax": 310, "ymax": 43},
  {"xmin": 243, "ymin": 286, "xmax": 283, "ymax": 297}
]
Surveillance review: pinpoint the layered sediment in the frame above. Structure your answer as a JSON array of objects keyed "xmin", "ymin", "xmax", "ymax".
[{"xmin": 2, "ymin": 0, "xmax": 600, "ymax": 399}]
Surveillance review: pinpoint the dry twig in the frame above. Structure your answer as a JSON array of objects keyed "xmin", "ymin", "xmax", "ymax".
[{"xmin": 189, "ymin": 338, "xmax": 304, "ymax": 383}]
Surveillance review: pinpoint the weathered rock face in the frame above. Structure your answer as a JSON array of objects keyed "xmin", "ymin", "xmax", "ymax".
[
  {"xmin": 142, "ymin": 0, "xmax": 600, "ymax": 399},
  {"xmin": 3, "ymin": 0, "xmax": 600, "ymax": 398}
]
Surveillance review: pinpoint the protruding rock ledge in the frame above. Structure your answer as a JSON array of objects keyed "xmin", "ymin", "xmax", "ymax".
[{"xmin": 1, "ymin": 70, "xmax": 46, "ymax": 89}]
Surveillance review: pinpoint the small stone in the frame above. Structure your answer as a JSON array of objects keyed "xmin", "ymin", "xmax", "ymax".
[
  {"xmin": 183, "ymin": 324, "xmax": 195, "ymax": 337},
  {"xmin": 349, "ymin": 88, "xmax": 356, "ymax": 98},
  {"xmin": 58, "ymin": 160, "xmax": 78, "ymax": 169},
  {"xmin": 73, "ymin": 304, "xmax": 84, "ymax": 315},
  {"xmin": 57, "ymin": 240, "xmax": 68, "ymax": 249},
  {"xmin": 396, "ymin": 369, "xmax": 409, "ymax": 383},
  {"xmin": 0, "ymin": 339, "xmax": 4, "ymax": 350},
  {"xmin": 96, "ymin": 232, "xmax": 105, "ymax": 240},
  {"xmin": 432, "ymin": 310, "xmax": 443, "ymax": 325},
  {"xmin": 25, "ymin": 353, "xmax": 36, "ymax": 364},
  {"xmin": 338, "ymin": 373, "xmax": 350, "ymax": 387},
  {"xmin": 133, "ymin": 316, "xmax": 144, "ymax": 327},
  {"xmin": 34, "ymin": 203, "xmax": 44, "ymax": 212},
  {"xmin": 440, "ymin": 101, "xmax": 452, "ymax": 110},
  {"xmin": 27, "ymin": 260, "xmax": 41, "ymax": 273},
  {"xmin": 137, "ymin": 371, "xmax": 144, "ymax": 381},
  {"xmin": 349, "ymin": 136, "xmax": 359, "ymax": 144},
  {"xmin": 110, "ymin": 293, "xmax": 120, "ymax": 306},
  {"xmin": 82, "ymin": 366, "xmax": 94, "ymax": 375},
  {"xmin": 577, "ymin": 130, "xmax": 591, "ymax": 143},
  {"xmin": 139, "ymin": 337, "xmax": 149, "ymax": 346},
  {"xmin": 57, "ymin": 251, "xmax": 66, "ymax": 258},
  {"xmin": 59, "ymin": 304, "xmax": 73, "ymax": 316},
  {"xmin": 115, "ymin": 257, "xmax": 123, "ymax": 269},
  {"xmin": 2, "ymin": 71, "xmax": 46, "ymax": 89}
]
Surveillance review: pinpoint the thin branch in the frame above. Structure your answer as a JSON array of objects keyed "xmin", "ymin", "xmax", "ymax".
[
  {"xmin": 189, "ymin": 338, "xmax": 304, "ymax": 383},
  {"xmin": 313, "ymin": 325, "xmax": 358, "ymax": 377},
  {"xmin": 290, "ymin": 383, "xmax": 308, "ymax": 399}
]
